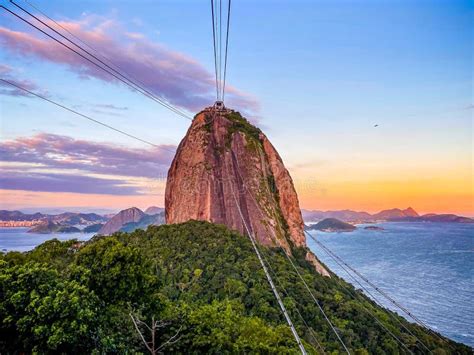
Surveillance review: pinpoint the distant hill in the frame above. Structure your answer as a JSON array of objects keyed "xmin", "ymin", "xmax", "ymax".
[
  {"xmin": 28, "ymin": 221, "xmax": 81, "ymax": 234},
  {"xmin": 144, "ymin": 206, "xmax": 164, "ymax": 215},
  {"xmin": 302, "ymin": 207, "xmax": 472, "ymax": 224},
  {"xmin": 306, "ymin": 218, "xmax": 356, "ymax": 232}
]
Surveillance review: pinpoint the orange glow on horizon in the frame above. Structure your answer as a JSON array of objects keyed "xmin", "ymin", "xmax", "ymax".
[{"xmin": 295, "ymin": 179, "xmax": 473, "ymax": 216}]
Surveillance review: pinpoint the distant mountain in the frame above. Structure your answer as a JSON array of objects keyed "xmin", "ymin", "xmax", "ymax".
[
  {"xmin": 0, "ymin": 210, "xmax": 108, "ymax": 226},
  {"xmin": 372, "ymin": 208, "xmax": 416, "ymax": 220},
  {"xmin": 392, "ymin": 214, "xmax": 474, "ymax": 223},
  {"xmin": 144, "ymin": 206, "xmax": 165, "ymax": 215},
  {"xmin": 98, "ymin": 207, "xmax": 146, "ymax": 235},
  {"xmin": 0, "ymin": 210, "xmax": 45, "ymax": 221},
  {"xmin": 302, "ymin": 207, "xmax": 472, "ymax": 224},
  {"xmin": 51, "ymin": 212, "xmax": 108, "ymax": 225},
  {"xmin": 306, "ymin": 218, "xmax": 356, "ymax": 232},
  {"xmin": 28, "ymin": 221, "xmax": 81, "ymax": 234}
]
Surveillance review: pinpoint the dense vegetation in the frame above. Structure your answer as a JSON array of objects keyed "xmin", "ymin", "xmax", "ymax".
[
  {"xmin": 0, "ymin": 221, "xmax": 469, "ymax": 353},
  {"xmin": 225, "ymin": 111, "xmax": 262, "ymax": 142}
]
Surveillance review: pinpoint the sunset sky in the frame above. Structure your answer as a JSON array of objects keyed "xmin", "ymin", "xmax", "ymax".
[{"xmin": 1, "ymin": 0, "xmax": 472, "ymax": 216}]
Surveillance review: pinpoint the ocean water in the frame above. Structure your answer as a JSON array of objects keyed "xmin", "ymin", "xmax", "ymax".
[
  {"xmin": 0, "ymin": 227, "xmax": 95, "ymax": 253},
  {"xmin": 307, "ymin": 222, "xmax": 474, "ymax": 347}
]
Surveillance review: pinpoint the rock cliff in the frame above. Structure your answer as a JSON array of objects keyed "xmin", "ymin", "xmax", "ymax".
[{"xmin": 165, "ymin": 109, "xmax": 329, "ymax": 276}]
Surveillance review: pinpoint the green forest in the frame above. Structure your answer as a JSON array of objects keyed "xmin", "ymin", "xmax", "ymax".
[{"xmin": 0, "ymin": 221, "xmax": 470, "ymax": 354}]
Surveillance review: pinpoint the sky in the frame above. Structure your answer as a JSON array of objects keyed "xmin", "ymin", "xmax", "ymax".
[{"xmin": 0, "ymin": 0, "xmax": 472, "ymax": 216}]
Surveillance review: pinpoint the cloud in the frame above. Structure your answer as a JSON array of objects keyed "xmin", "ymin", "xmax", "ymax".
[
  {"xmin": 0, "ymin": 64, "xmax": 47, "ymax": 97},
  {"xmin": 0, "ymin": 133, "xmax": 175, "ymax": 195},
  {"xmin": 0, "ymin": 171, "xmax": 140, "ymax": 195},
  {"xmin": 0, "ymin": 133, "xmax": 175, "ymax": 178},
  {"xmin": 0, "ymin": 15, "xmax": 259, "ymax": 114}
]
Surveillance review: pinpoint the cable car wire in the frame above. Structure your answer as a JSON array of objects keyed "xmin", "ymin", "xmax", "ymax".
[
  {"xmin": 230, "ymin": 160, "xmax": 350, "ymax": 354},
  {"xmin": 6, "ymin": 1, "xmax": 191, "ymax": 120},
  {"xmin": 222, "ymin": 0, "xmax": 231, "ymax": 101},
  {"xmin": 0, "ymin": 78, "xmax": 175, "ymax": 151},
  {"xmin": 16, "ymin": 0, "xmax": 191, "ymax": 120},
  {"xmin": 256, "ymin": 242, "xmax": 326, "ymax": 354},
  {"xmin": 210, "ymin": 0, "xmax": 219, "ymax": 101},
  {"xmin": 226, "ymin": 160, "xmax": 308, "ymax": 355},
  {"xmin": 229, "ymin": 187, "xmax": 308, "ymax": 354},
  {"xmin": 3, "ymin": 3, "xmax": 192, "ymax": 121},
  {"xmin": 219, "ymin": 0, "xmax": 222, "ymax": 101},
  {"xmin": 307, "ymin": 233, "xmax": 441, "ymax": 353},
  {"xmin": 311, "ymin": 235, "xmax": 435, "ymax": 331},
  {"xmin": 306, "ymin": 232, "xmax": 419, "ymax": 354}
]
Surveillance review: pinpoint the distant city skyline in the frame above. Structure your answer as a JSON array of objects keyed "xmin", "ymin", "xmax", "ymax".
[{"xmin": 1, "ymin": 0, "xmax": 472, "ymax": 216}]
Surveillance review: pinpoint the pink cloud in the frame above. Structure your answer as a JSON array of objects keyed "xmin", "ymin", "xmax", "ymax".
[
  {"xmin": 0, "ymin": 15, "xmax": 259, "ymax": 114},
  {"xmin": 0, "ymin": 133, "xmax": 175, "ymax": 179},
  {"xmin": 0, "ymin": 133, "xmax": 175, "ymax": 195}
]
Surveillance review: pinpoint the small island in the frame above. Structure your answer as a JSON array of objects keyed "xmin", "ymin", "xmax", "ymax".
[
  {"xmin": 307, "ymin": 218, "xmax": 356, "ymax": 232},
  {"xmin": 28, "ymin": 221, "xmax": 81, "ymax": 234}
]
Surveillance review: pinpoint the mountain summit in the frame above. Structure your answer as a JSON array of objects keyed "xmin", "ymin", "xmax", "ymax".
[{"xmin": 165, "ymin": 108, "xmax": 328, "ymax": 275}]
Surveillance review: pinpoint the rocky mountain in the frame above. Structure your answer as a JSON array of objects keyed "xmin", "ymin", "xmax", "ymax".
[
  {"xmin": 144, "ymin": 206, "xmax": 164, "ymax": 215},
  {"xmin": 98, "ymin": 207, "xmax": 145, "ymax": 235},
  {"xmin": 307, "ymin": 218, "xmax": 356, "ymax": 232},
  {"xmin": 165, "ymin": 109, "xmax": 328, "ymax": 276}
]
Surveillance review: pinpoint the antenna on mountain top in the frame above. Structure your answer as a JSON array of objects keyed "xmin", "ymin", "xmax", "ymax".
[{"xmin": 213, "ymin": 100, "xmax": 225, "ymax": 110}]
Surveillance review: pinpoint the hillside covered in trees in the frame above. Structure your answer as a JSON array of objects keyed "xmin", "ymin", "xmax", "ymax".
[{"xmin": 0, "ymin": 221, "xmax": 469, "ymax": 353}]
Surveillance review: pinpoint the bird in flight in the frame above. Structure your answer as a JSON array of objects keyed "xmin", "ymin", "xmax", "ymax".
[{"xmin": 374, "ymin": 124, "xmax": 379, "ymax": 127}]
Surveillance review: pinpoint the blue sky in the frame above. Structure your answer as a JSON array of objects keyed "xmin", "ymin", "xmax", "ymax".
[{"xmin": 0, "ymin": 0, "xmax": 472, "ymax": 214}]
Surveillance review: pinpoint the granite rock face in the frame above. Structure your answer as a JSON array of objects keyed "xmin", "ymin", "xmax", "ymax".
[{"xmin": 165, "ymin": 109, "xmax": 328, "ymax": 276}]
